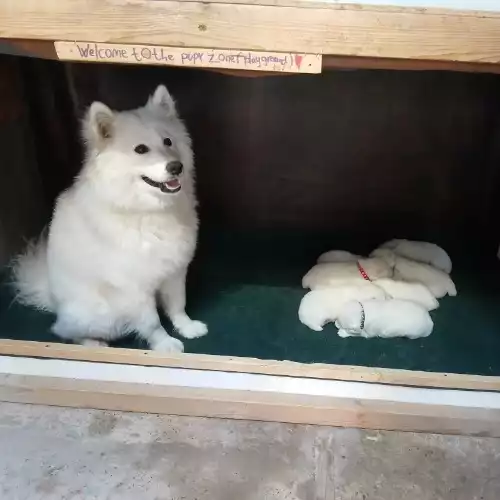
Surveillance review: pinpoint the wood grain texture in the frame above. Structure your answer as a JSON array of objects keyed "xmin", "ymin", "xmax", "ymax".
[
  {"xmin": 2, "ymin": 373, "xmax": 500, "ymax": 437},
  {"xmin": 2, "ymin": 1, "xmax": 500, "ymax": 64},
  {"xmin": 1, "ymin": 340, "xmax": 500, "ymax": 391}
]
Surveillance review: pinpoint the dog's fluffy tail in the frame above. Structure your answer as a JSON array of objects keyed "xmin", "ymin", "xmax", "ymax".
[{"xmin": 12, "ymin": 235, "xmax": 53, "ymax": 311}]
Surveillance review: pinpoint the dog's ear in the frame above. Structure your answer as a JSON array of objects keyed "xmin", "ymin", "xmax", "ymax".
[
  {"xmin": 147, "ymin": 85, "xmax": 176, "ymax": 117},
  {"xmin": 83, "ymin": 102, "xmax": 115, "ymax": 148}
]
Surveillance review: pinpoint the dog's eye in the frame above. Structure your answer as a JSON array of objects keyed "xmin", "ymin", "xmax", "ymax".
[
  {"xmin": 134, "ymin": 144, "xmax": 150, "ymax": 154},
  {"xmin": 163, "ymin": 138, "xmax": 172, "ymax": 147}
]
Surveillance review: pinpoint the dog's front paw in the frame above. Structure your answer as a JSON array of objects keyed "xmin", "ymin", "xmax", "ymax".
[
  {"xmin": 152, "ymin": 336, "xmax": 185, "ymax": 353},
  {"xmin": 175, "ymin": 319, "xmax": 208, "ymax": 339}
]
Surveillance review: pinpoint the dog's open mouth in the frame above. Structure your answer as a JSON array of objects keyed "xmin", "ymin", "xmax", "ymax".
[{"xmin": 141, "ymin": 176, "xmax": 181, "ymax": 193}]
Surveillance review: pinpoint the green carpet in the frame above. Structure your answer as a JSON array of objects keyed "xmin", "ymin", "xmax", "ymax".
[{"xmin": 1, "ymin": 229, "xmax": 500, "ymax": 376}]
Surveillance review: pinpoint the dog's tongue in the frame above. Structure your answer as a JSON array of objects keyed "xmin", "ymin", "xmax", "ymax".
[{"xmin": 165, "ymin": 179, "xmax": 180, "ymax": 189}]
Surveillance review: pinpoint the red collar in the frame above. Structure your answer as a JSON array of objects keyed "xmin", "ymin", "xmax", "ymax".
[{"xmin": 357, "ymin": 261, "xmax": 371, "ymax": 281}]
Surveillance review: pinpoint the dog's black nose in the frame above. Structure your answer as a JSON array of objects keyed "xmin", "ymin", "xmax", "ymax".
[{"xmin": 166, "ymin": 161, "xmax": 183, "ymax": 176}]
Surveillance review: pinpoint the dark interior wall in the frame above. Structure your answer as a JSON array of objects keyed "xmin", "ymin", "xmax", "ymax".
[
  {"xmin": 0, "ymin": 56, "xmax": 48, "ymax": 265},
  {"xmin": 20, "ymin": 58, "xmax": 82, "ymax": 202},
  {"xmin": 20, "ymin": 59, "xmax": 500, "ymax": 254}
]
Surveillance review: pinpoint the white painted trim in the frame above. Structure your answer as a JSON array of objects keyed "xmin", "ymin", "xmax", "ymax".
[{"xmin": 1, "ymin": 356, "xmax": 499, "ymax": 410}]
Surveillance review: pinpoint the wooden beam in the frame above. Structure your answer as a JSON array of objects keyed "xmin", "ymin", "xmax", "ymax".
[
  {"xmin": 5, "ymin": 38, "xmax": 500, "ymax": 75},
  {"xmin": 1, "ymin": 340, "xmax": 499, "ymax": 392},
  {"xmin": 2, "ymin": 1, "xmax": 500, "ymax": 65},
  {"xmin": 1, "ymin": 357, "xmax": 500, "ymax": 437}
]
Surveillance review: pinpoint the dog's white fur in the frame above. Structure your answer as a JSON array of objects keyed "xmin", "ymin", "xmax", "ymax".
[
  {"xmin": 372, "ymin": 278, "xmax": 439, "ymax": 311},
  {"xmin": 302, "ymin": 258, "xmax": 392, "ymax": 290},
  {"xmin": 13, "ymin": 85, "xmax": 207, "ymax": 353},
  {"xmin": 298, "ymin": 283, "xmax": 387, "ymax": 331},
  {"xmin": 317, "ymin": 250, "xmax": 360, "ymax": 264},
  {"xmin": 335, "ymin": 299, "xmax": 433, "ymax": 339},
  {"xmin": 380, "ymin": 239, "xmax": 452, "ymax": 274},
  {"xmin": 371, "ymin": 249, "xmax": 456, "ymax": 299}
]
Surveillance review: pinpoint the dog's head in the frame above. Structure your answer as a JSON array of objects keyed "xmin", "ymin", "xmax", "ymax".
[
  {"xmin": 367, "ymin": 249, "xmax": 397, "ymax": 278},
  {"xmin": 337, "ymin": 300, "xmax": 364, "ymax": 335},
  {"xmin": 82, "ymin": 85, "xmax": 193, "ymax": 210}
]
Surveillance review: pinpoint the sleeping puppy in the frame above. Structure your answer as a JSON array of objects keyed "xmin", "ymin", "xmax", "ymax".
[
  {"xmin": 380, "ymin": 239, "xmax": 452, "ymax": 274},
  {"xmin": 298, "ymin": 282, "xmax": 387, "ymax": 331},
  {"xmin": 335, "ymin": 299, "xmax": 434, "ymax": 339},
  {"xmin": 371, "ymin": 249, "xmax": 456, "ymax": 299},
  {"xmin": 317, "ymin": 250, "xmax": 361, "ymax": 264},
  {"xmin": 302, "ymin": 258, "xmax": 393, "ymax": 290},
  {"xmin": 373, "ymin": 278, "xmax": 439, "ymax": 311}
]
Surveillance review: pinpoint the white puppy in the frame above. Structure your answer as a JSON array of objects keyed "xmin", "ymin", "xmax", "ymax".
[
  {"xmin": 13, "ymin": 85, "xmax": 207, "ymax": 353},
  {"xmin": 302, "ymin": 258, "xmax": 393, "ymax": 290},
  {"xmin": 298, "ymin": 282, "xmax": 387, "ymax": 331},
  {"xmin": 380, "ymin": 239, "xmax": 452, "ymax": 273},
  {"xmin": 372, "ymin": 249, "xmax": 456, "ymax": 299},
  {"xmin": 373, "ymin": 278, "xmax": 439, "ymax": 311},
  {"xmin": 317, "ymin": 250, "xmax": 361, "ymax": 264},
  {"xmin": 335, "ymin": 299, "xmax": 433, "ymax": 339}
]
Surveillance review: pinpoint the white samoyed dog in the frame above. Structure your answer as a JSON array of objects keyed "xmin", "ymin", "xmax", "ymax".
[
  {"xmin": 371, "ymin": 248, "xmax": 456, "ymax": 299},
  {"xmin": 302, "ymin": 258, "xmax": 393, "ymax": 290},
  {"xmin": 336, "ymin": 299, "xmax": 433, "ymax": 339},
  {"xmin": 380, "ymin": 239, "xmax": 452, "ymax": 274},
  {"xmin": 372, "ymin": 278, "xmax": 439, "ymax": 311},
  {"xmin": 317, "ymin": 250, "xmax": 361, "ymax": 264},
  {"xmin": 13, "ymin": 85, "xmax": 207, "ymax": 353},
  {"xmin": 298, "ymin": 283, "xmax": 387, "ymax": 331}
]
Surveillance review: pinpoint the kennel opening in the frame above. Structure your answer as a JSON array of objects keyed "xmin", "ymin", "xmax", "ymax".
[{"xmin": 1, "ymin": 55, "xmax": 500, "ymax": 377}]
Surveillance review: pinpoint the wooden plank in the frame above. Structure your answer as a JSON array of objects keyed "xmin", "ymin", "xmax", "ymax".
[
  {"xmin": 2, "ymin": 1, "xmax": 500, "ymax": 64},
  {"xmin": 2, "ymin": 372, "xmax": 500, "ymax": 437},
  {"xmin": 54, "ymin": 41, "xmax": 322, "ymax": 73},
  {"xmin": 1, "ymin": 339, "xmax": 499, "ymax": 392},
  {"xmin": 322, "ymin": 54, "xmax": 500, "ymax": 75},
  {"xmin": 173, "ymin": 0, "xmax": 500, "ymax": 12},
  {"xmin": 7, "ymin": 39, "xmax": 500, "ymax": 75}
]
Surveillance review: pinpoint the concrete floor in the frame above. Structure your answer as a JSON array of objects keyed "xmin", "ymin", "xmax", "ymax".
[{"xmin": 0, "ymin": 402, "xmax": 499, "ymax": 499}]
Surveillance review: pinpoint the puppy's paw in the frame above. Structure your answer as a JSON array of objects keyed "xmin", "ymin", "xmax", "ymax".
[
  {"xmin": 302, "ymin": 321, "xmax": 324, "ymax": 332},
  {"xmin": 175, "ymin": 319, "xmax": 208, "ymax": 339},
  {"xmin": 152, "ymin": 336, "xmax": 185, "ymax": 353}
]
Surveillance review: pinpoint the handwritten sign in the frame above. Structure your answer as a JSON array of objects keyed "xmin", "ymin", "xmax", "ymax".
[{"xmin": 54, "ymin": 41, "xmax": 322, "ymax": 74}]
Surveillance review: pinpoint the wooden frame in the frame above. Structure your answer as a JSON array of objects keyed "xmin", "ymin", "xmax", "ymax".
[
  {"xmin": 6, "ymin": 39, "xmax": 500, "ymax": 76},
  {"xmin": 1, "ymin": 340, "xmax": 500, "ymax": 392},
  {"xmin": 1, "ymin": 1, "xmax": 500, "ymax": 435},
  {"xmin": 2, "ymin": 1, "xmax": 500, "ymax": 68},
  {"xmin": 1, "ymin": 339, "xmax": 500, "ymax": 438},
  {"xmin": 2, "ymin": 351, "xmax": 500, "ymax": 437}
]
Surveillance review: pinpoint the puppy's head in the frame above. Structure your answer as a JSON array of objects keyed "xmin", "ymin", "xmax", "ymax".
[
  {"xmin": 367, "ymin": 249, "xmax": 397, "ymax": 279},
  {"xmin": 82, "ymin": 85, "xmax": 193, "ymax": 210},
  {"xmin": 337, "ymin": 300, "xmax": 364, "ymax": 334},
  {"xmin": 359, "ymin": 254, "xmax": 394, "ymax": 280},
  {"xmin": 370, "ymin": 248, "xmax": 397, "ymax": 266}
]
